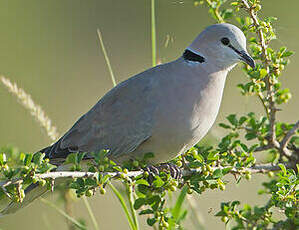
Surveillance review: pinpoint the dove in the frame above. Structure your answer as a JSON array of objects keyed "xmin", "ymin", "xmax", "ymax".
[{"xmin": 1, "ymin": 23, "xmax": 255, "ymax": 215}]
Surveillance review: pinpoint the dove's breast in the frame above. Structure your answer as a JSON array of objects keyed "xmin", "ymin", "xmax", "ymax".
[{"xmin": 130, "ymin": 61, "xmax": 228, "ymax": 163}]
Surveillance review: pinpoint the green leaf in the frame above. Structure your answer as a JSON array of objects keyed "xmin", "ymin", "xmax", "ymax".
[
  {"xmin": 227, "ymin": 114, "xmax": 238, "ymax": 126},
  {"xmin": 76, "ymin": 153, "xmax": 86, "ymax": 164},
  {"xmin": 139, "ymin": 209, "xmax": 153, "ymax": 215},
  {"xmin": 0, "ymin": 153, "xmax": 6, "ymax": 165},
  {"xmin": 213, "ymin": 169, "xmax": 223, "ymax": 179},
  {"xmin": 281, "ymin": 51, "xmax": 294, "ymax": 57},
  {"xmin": 278, "ymin": 163, "xmax": 287, "ymax": 175},
  {"xmin": 153, "ymin": 176, "xmax": 164, "ymax": 187},
  {"xmin": 240, "ymin": 143, "xmax": 248, "ymax": 152},
  {"xmin": 207, "ymin": 152, "xmax": 219, "ymax": 161},
  {"xmin": 65, "ymin": 153, "xmax": 77, "ymax": 165},
  {"xmin": 245, "ymin": 133, "xmax": 257, "ymax": 140},
  {"xmin": 259, "ymin": 69, "xmax": 268, "ymax": 78},
  {"xmin": 222, "ymin": 167, "xmax": 233, "ymax": 175},
  {"xmin": 134, "ymin": 198, "xmax": 146, "ymax": 210},
  {"xmin": 219, "ymin": 123, "xmax": 231, "ymax": 129},
  {"xmin": 147, "ymin": 218, "xmax": 156, "ymax": 226},
  {"xmin": 24, "ymin": 153, "xmax": 33, "ymax": 166},
  {"xmin": 135, "ymin": 179, "xmax": 150, "ymax": 186},
  {"xmin": 148, "ymin": 195, "xmax": 161, "ymax": 211},
  {"xmin": 33, "ymin": 152, "xmax": 45, "ymax": 165},
  {"xmin": 239, "ymin": 116, "xmax": 247, "ymax": 125}
]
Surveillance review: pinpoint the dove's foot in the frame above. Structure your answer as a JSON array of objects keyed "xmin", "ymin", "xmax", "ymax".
[{"xmin": 144, "ymin": 163, "xmax": 182, "ymax": 180}]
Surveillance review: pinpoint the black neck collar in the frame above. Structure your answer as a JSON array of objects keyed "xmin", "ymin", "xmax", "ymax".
[{"xmin": 183, "ymin": 49, "xmax": 205, "ymax": 63}]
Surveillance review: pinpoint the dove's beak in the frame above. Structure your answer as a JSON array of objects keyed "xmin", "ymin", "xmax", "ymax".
[
  {"xmin": 228, "ymin": 44, "xmax": 256, "ymax": 69},
  {"xmin": 239, "ymin": 50, "xmax": 256, "ymax": 69}
]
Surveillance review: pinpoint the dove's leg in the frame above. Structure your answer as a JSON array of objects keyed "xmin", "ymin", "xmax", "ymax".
[{"xmin": 144, "ymin": 163, "xmax": 182, "ymax": 180}]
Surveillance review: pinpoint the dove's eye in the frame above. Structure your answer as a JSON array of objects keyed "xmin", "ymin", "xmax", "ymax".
[{"xmin": 221, "ymin": 37, "xmax": 230, "ymax": 46}]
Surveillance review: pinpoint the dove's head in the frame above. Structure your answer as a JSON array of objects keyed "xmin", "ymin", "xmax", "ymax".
[{"xmin": 186, "ymin": 23, "xmax": 255, "ymax": 71}]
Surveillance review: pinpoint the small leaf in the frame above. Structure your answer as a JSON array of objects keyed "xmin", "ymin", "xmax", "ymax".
[
  {"xmin": 0, "ymin": 153, "xmax": 6, "ymax": 165},
  {"xmin": 153, "ymin": 176, "xmax": 164, "ymax": 188},
  {"xmin": 147, "ymin": 218, "xmax": 157, "ymax": 226},
  {"xmin": 259, "ymin": 69, "xmax": 268, "ymax": 78},
  {"xmin": 135, "ymin": 179, "xmax": 150, "ymax": 186},
  {"xmin": 278, "ymin": 163, "xmax": 287, "ymax": 175},
  {"xmin": 134, "ymin": 198, "xmax": 146, "ymax": 210},
  {"xmin": 76, "ymin": 153, "xmax": 86, "ymax": 164},
  {"xmin": 281, "ymin": 51, "xmax": 294, "ymax": 57},
  {"xmin": 219, "ymin": 123, "xmax": 231, "ymax": 129},
  {"xmin": 65, "ymin": 153, "xmax": 77, "ymax": 165},
  {"xmin": 24, "ymin": 153, "xmax": 33, "ymax": 166},
  {"xmin": 239, "ymin": 116, "xmax": 247, "ymax": 125},
  {"xmin": 139, "ymin": 209, "xmax": 153, "ymax": 215},
  {"xmin": 227, "ymin": 114, "xmax": 238, "ymax": 126},
  {"xmin": 245, "ymin": 133, "xmax": 257, "ymax": 140},
  {"xmin": 213, "ymin": 169, "xmax": 223, "ymax": 179},
  {"xmin": 33, "ymin": 152, "xmax": 45, "ymax": 165}
]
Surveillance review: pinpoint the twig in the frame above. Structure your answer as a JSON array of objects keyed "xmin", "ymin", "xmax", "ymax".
[
  {"xmin": 204, "ymin": 0, "xmax": 225, "ymax": 23},
  {"xmin": 280, "ymin": 121, "xmax": 299, "ymax": 152},
  {"xmin": 240, "ymin": 0, "xmax": 277, "ymax": 147},
  {"xmin": 0, "ymin": 163, "xmax": 294, "ymax": 189}
]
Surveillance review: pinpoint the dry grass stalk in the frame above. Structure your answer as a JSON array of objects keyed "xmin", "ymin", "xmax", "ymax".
[{"xmin": 0, "ymin": 76, "xmax": 59, "ymax": 141}]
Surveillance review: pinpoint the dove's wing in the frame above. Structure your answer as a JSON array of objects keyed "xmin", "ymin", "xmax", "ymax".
[{"xmin": 45, "ymin": 70, "xmax": 158, "ymax": 162}]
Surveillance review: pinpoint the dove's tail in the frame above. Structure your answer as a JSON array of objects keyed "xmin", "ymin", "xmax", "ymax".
[{"xmin": 0, "ymin": 183, "xmax": 48, "ymax": 217}]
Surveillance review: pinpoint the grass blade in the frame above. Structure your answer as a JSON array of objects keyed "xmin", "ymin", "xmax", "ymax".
[
  {"xmin": 40, "ymin": 198, "xmax": 87, "ymax": 230},
  {"xmin": 97, "ymin": 29, "xmax": 117, "ymax": 87},
  {"xmin": 168, "ymin": 185, "xmax": 188, "ymax": 229},
  {"xmin": 151, "ymin": 0, "xmax": 157, "ymax": 67},
  {"xmin": 126, "ymin": 184, "xmax": 139, "ymax": 230},
  {"xmin": 83, "ymin": 196, "xmax": 100, "ymax": 230},
  {"xmin": 109, "ymin": 183, "xmax": 137, "ymax": 230}
]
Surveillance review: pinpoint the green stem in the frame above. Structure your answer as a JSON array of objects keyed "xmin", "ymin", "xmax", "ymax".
[
  {"xmin": 109, "ymin": 183, "xmax": 137, "ymax": 230},
  {"xmin": 82, "ymin": 196, "xmax": 100, "ymax": 230},
  {"xmin": 205, "ymin": 0, "xmax": 225, "ymax": 23},
  {"xmin": 41, "ymin": 198, "xmax": 87, "ymax": 230},
  {"xmin": 126, "ymin": 184, "xmax": 139, "ymax": 230},
  {"xmin": 97, "ymin": 29, "xmax": 117, "ymax": 87},
  {"xmin": 151, "ymin": 0, "xmax": 157, "ymax": 67}
]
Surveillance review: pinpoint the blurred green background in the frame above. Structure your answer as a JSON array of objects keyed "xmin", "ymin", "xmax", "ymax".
[{"xmin": 0, "ymin": 0, "xmax": 298, "ymax": 229}]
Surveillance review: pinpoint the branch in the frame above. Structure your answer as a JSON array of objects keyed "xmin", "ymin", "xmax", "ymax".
[
  {"xmin": 280, "ymin": 121, "xmax": 299, "ymax": 152},
  {"xmin": 240, "ymin": 0, "xmax": 299, "ymax": 162},
  {"xmin": 205, "ymin": 0, "xmax": 225, "ymax": 23},
  {"xmin": 241, "ymin": 0, "xmax": 276, "ymax": 144},
  {"xmin": 0, "ymin": 163, "xmax": 294, "ymax": 190}
]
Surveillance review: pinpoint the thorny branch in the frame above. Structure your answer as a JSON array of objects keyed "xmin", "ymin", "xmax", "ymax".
[
  {"xmin": 0, "ymin": 162, "xmax": 294, "ymax": 191},
  {"xmin": 240, "ymin": 0, "xmax": 298, "ymax": 161}
]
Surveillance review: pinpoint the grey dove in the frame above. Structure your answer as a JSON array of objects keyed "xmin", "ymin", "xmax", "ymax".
[{"xmin": 1, "ymin": 23, "xmax": 255, "ymax": 215}]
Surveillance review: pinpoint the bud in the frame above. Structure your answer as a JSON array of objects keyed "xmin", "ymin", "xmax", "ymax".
[
  {"xmin": 221, "ymin": 216, "xmax": 229, "ymax": 222},
  {"xmin": 245, "ymin": 174, "xmax": 251, "ymax": 180},
  {"xmin": 85, "ymin": 190, "xmax": 94, "ymax": 197},
  {"xmin": 39, "ymin": 180, "xmax": 46, "ymax": 186},
  {"xmin": 133, "ymin": 160, "xmax": 139, "ymax": 167},
  {"xmin": 169, "ymin": 185, "xmax": 176, "ymax": 192},
  {"xmin": 99, "ymin": 187, "xmax": 106, "ymax": 195}
]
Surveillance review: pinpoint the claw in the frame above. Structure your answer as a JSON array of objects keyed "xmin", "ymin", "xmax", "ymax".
[{"xmin": 143, "ymin": 163, "xmax": 182, "ymax": 180}]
